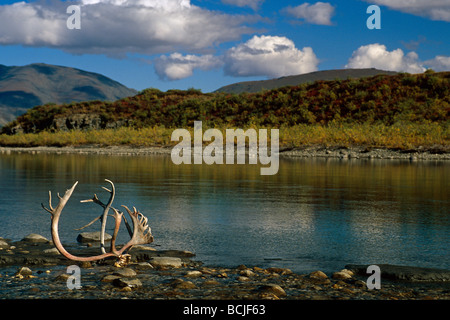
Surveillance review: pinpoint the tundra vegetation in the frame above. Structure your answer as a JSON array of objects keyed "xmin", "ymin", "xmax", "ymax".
[{"xmin": 0, "ymin": 71, "xmax": 448, "ymax": 151}]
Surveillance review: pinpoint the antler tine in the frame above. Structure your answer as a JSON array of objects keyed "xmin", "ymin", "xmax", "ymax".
[
  {"xmin": 98, "ymin": 179, "xmax": 115, "ymax": 254},
  {"xmin": 120, "ymin": 205, "xmax": 154, "ymax": 253},
  {"xmin": 121, "ymin": 205, "xmax": 134, "ymax": 237},
  {"xmin": 80, "ymin": 194, "xmax": 103, "ymax": 206},
  {"xmin": 41, "ymin": 190, "xmax": 56, "ymax": 214}
]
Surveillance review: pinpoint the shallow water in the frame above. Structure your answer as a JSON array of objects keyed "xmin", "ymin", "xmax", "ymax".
[{"xmin": 0, "ymin": 152, "xmax": 448, "ymax": 274}]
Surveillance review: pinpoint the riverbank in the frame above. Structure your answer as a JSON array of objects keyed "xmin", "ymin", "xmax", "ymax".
[
  {"xmin": 0, "ymin": 235, "xmax": 449, "ymax": 300},
  {"xmin": 1, "ymin": 144, "xmax": 449, "ymax": 161}
]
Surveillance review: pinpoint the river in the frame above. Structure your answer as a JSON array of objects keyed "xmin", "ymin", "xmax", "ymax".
[{"xmin": 0, "ymin": 152, "xmax": 448, "ymax": 274}]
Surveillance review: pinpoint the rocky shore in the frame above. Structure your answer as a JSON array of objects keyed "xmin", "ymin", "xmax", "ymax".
[
  {"xmin": 1, "ymin": 144, "xmax": 449, "ymax": 161},
  {"xmin": 0, "ymin": 234, "xmax": 449, "ymax": 300}
]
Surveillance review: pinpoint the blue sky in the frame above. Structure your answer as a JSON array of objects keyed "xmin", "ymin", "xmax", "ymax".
[{"xmin": 0, "ymin": 0, "xmax": 449, "ymax": 92}]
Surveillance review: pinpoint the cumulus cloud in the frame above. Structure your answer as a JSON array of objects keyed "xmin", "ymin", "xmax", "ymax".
[
  {"xmin": 81, "ymin": 0, "xmax": 191, "ymax": 9},
  {"xmin": 222, "ymin": 0, "xmax": 264, "ymax": 11},
  {"xmin": 423, "ymin": 56, "xmax": 450, "ymax": 71},
  {"xmin": 154, "ymin": 53, "xmax": 223, "ymax": 80},
  {"xmin": 0, "ymin": 0, "xmax": 255, "ymax": 56},
  {"xmin": 282, "ymin": 2, "xmax": 335, "ymax": 25},
  {"xmin": 367, "ymin": 0, "xmax": 450, "ymax": 22},
  {"xmin": 345, "ymin": 44, "xmax": 426, "ymax": 73},
  {"xmin": 224, "ymin": 35, "xmax": 319, "ymax": 78}
]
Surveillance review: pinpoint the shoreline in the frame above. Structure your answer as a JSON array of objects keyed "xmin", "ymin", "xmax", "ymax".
[
  {"xmin": 1, "ymin": 236, "xmax": 449, "ymax": 300},
  {"xmin": 1, "ymin": 144, "xmax": 449, "ymax": 161}
]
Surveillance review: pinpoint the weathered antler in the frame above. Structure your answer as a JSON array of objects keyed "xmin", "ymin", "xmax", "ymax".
[
  {"xmin": 80, "ymin": 179, "xmax": 115, "ymax": 254},
  {"xmin": 42, "ymin": 180, "xmax": 154, "ymax": 265},
  {"xmin": 121, "ymin": 205, "xmax": 154, "ymax": 249}
]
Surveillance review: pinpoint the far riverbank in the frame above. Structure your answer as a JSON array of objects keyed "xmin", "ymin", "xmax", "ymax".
[{"xmin": 1, "ymin": 145, "xmax": 449, "ymax": 161}]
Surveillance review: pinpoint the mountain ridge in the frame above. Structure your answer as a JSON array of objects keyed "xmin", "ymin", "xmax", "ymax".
[
  {"xmin": 215, "ymin": 68, "xmax": 399, "ymax": 94},
  {"xmin": 0, "ymin": 63, "xmax": 137, "ymax": 126}
]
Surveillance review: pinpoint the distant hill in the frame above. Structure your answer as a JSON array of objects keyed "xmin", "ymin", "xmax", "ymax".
[
  {"xmin": 215, "ymin": 68, "xmax": 399, "ymax": 93},
  {"xmin": 3, "ymin": 70, "xmax": 448, "ymax": 136},
  {"xmin": 0, "ymin": 63, "xmax": 137, "ymax": 126}
]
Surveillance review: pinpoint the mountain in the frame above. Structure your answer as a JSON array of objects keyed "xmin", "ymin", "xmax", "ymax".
[
  {"xmin": 215, "ymin": 68, "xmax": 399, "ymax": 94},
  {"xmin": 0, "ymin": 63, "xmax": 137, "ymax": 126}
]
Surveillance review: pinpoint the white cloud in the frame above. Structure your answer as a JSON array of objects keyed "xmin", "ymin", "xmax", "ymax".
[
  {"xmin": 282, "ymin": 2, "xmax": 335, "ymax": 25},
  {"xmin": 423, "ymin": 56, "xmax": 450, "ymax": 71},
  {"xmin": 224, "ymin": 35, "xmax": 319, "ymax": 78},
  {"xmin": 222, "ymin": 0, "xmax": 264, "ymax": 11},
  {"xmin": 154, "ymin": 53, "xmax": 223, "ymax": 80},
  {"xmin": 0, "ymin": 0, "xmax": 255, "ymax": 56},
  {"xmin": 81, "ymin": 0, "xmax": 191, "ymax": 10},
  {"xmin": 345, "ymin": 43, "xmax": 426, "ymax": 73},
  {"xmin": 367, "ymin": 0, "xmax": 450, "ymax": 22}
]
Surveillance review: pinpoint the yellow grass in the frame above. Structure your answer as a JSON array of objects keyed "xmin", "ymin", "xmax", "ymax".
[{"xmin": 0, "ymin": 122, "xmax": 448, "ymax": 150}]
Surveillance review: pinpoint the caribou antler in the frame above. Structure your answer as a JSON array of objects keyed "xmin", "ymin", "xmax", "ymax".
[{"xmin": 42, "ymin": 180, "xmax": 154, "ymax": 266}]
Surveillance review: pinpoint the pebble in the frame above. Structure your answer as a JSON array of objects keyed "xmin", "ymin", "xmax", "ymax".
[
  {"xmin": 240, "ymin": 269, "xmax": 255, "ymax": 277},
  {"xmin": 21, "ymin": 234, "xmax": 49, "ymax": 243},
  {"xmin": 15, "ymin": 267, "xmax": 33, "ymax": 278},
  {"xmin": 149, "ymin": 257, "xmax": 182, "ymax": 268},
  {"xmin": 332, "ymin": 270, "xmax": 353, "ymax": 280},
  {"xmin": 257, "ymin": 284, "xmax": 287, "ymax": 298},
  {"xmin": 267, "ymin": 267, "xmax": 292, "ymax": 275},
  {"xmin": 0, "ymin": 240, "xmax": 9, "ymax": 249},
  {"xmin": 185, "ymin": 270, "xmax": 203, "ymax": 278},
  {"xmin": 309, "ymin": 270, "xmax": 328, "ymax": 280},
  {"xmin": 237, "ymin": 276, "xmax": 250, "ymax": 282},
  {"xmin": 113, "ymin": 268, "xmax": 137, "ymax": 278},
  {"xmin": 113, "ymin": 278, "xmax": 142, "ymax": 288},
  {"xmin": 171, "ymin": 279, "xmax": 196, "ymax": 290},
  {"xmin": 101, "ymin": 275, "xmax": 121, "ymax": 282},
  {"xmin": 77, "ymin": 231, "xmax": 112, "ymax": 243},
  {"xmin": 43, "ymin": 247, "xmax": 60, "ymax": 255}
]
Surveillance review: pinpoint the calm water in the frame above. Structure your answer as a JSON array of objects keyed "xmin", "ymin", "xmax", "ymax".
[{"xmin": 0, "ymin": 152, "xmax": 448, "ymax": 274}]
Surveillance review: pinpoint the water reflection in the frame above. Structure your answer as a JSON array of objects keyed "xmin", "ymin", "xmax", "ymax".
[{"xmin": 0, "ymin": 152, "xmax": 448, "ymax": 273}]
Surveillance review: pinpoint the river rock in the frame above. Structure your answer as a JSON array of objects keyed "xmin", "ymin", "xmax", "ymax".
[
  {"xmin": 21, "ymin": 234, "xmax": 49, "ymax": 243},
  {"xmin": 112, "ymin": 278, "xmax": 142, "ymax": 288},
  {"xmin": 169, "ymin": 278, "xmax": 197, "ymax": 289},
  {"xmin": 257, "ymin": 284, "xmax": 287, "ymax": 298},
  {"xmin": 76, "ymin": 231, "xmax": 112, "ymax": 243},
  {"xmin": 267, "ymin": 267, "xmax": 293, "ymax": 275},
  {"xmin": 0, "ymin": 239, "xmax": 9, "ymax": 249},
  {"xmin": 16, "ymin": 267, "xmax": 33, "ymax": 276},
  {"xmin": 113, "ymin": 268, "xmax": 137, "ymax": 278},
  {"xmin": 149, "ymin": 257, "xmax": 182, "ymax": 268},
  {"xmin": 43, "ymin": 247, "xmax": 60, "ymax": 255},
  {"xmin": 332, "ymin": 270, "xmax": 353, "ymax": 280},
  {"xmin": 309, "ymin": 270, "xmax": 328, "ymax": 280},
  {"xmin": 185, "ymin": 270, "xmax": 203, "ymax": 278},
  {"xmin": 135, "ymin": 262, "xmax": 153, "ymax": 270},
  {"xmin": 237, "ymin": 276, "xmax": 250, "ymax": 282},
  {"xmin": 240, "ymin": 269, "xmax": 256, "ymax": 277},
  {"xmin": 132, "ymin": 245, "xmax": 156, "ymax": 251},
  {"xmin": 101, "ymin": 275, "xmax": 121, "ymax": 282}
]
